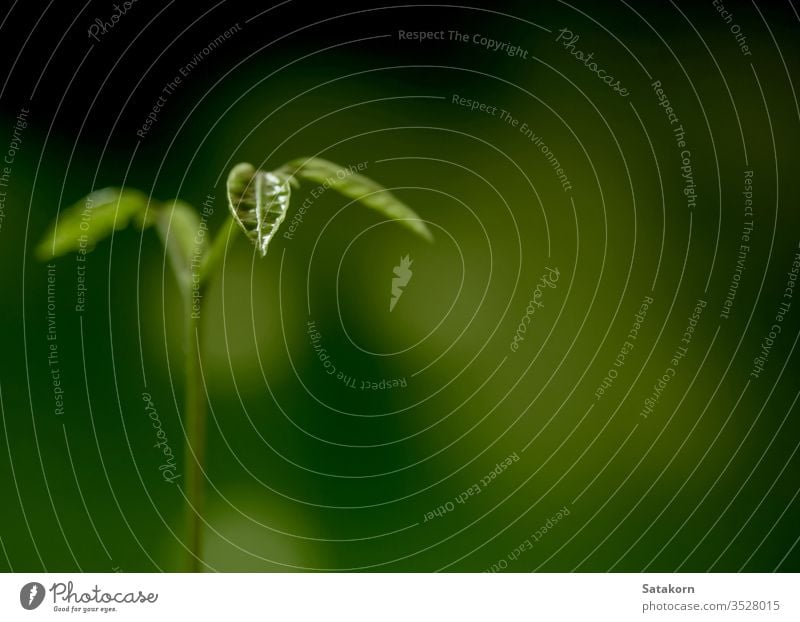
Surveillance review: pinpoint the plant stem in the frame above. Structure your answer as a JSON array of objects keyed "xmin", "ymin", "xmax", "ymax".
[
  {"xmin": 181, "ymin": 215, "xmax": 231, "ymax": 572},
  {"xmin": 184, "ymin": 294, "xmax": 206, "ymax": 572},
  {"xmin": 200, "ymin": 216, "xmax": 234, "ymax": 284}
]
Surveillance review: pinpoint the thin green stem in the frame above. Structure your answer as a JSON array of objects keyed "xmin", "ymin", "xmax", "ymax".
[
  {"xmin": 184, "ymin": 291, "xmax": 206, "ymax": 572},
  {"xmin": 155, "ymin": 207, "xmax": 210, "ymax": 571},
  {"xmin": 200, "ymin": 216, "xmax": 235, "ymax": 285},
  {"xmin": 182, "ymin": 214, "xmax": 242, "ymax": 570},
  {"xmin": 180, "ymin": 215, "xmax": 235, "ymax": 571}
]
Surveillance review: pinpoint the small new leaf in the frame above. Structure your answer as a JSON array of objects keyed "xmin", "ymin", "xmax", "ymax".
[
  {"xmin": 36, "ymin": 187, "xmax": 153, "ymax": 260},
  {"xmin": 227, "ymin": 163, "xmax": 291, "ymax": 257}
]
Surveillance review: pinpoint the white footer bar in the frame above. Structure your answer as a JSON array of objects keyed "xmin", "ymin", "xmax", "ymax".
[{"xmin": 1, "ymin": 573, "xmax": 796, "ymax": 621}]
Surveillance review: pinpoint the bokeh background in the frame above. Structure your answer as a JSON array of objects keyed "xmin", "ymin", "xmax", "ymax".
[{"xmin": 1, "ymin": 0, "xmax": 799, "ymax": 571}]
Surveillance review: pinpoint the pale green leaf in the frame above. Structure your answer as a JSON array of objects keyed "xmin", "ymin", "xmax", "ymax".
[
  {"xmin": 36, "ymin": 188, "xmax": 153, "ymax": 260},
  {"xmin": 226, "ymin": 163, "xmax": 291, "ymax": 257},
  {"xmin": 277, "ymin": 157, "xmax": 433, "ymax": 242}
]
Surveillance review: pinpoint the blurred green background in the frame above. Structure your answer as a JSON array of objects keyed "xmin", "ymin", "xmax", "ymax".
[{"xmin": 0, "ymin": 0, "xmax": 799, "ymax": 571}]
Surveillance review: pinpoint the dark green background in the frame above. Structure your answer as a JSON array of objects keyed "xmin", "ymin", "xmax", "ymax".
[{"xmin": 0, "ymin": 0, "xmax": 798, "ymax": 571}]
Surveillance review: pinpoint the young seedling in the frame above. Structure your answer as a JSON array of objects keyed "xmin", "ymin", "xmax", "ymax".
[{"xmin": 37, "ymin": 157, "xmax": 432, "ymax": 571}]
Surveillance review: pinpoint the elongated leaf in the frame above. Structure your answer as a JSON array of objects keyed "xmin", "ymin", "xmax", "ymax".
[
  {"xmin": 227, "ymin": 163, "xmax": 291, "ymax": 257},
  {"xmin": 36, "ymin": 188, "xmax": 153, "ymax": 260},
  {"xmin": 154, "ymin": 200, "xmax": 206, "ymax": 292},
  {"xmin": 277, "ymin": 157, "xmax": 433, "ymax": 242}
]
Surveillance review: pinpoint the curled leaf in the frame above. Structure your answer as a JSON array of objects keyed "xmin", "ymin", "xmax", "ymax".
[{"xmin": 226, "ymin": 163, "xmax": 291, "ymax": 256}]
